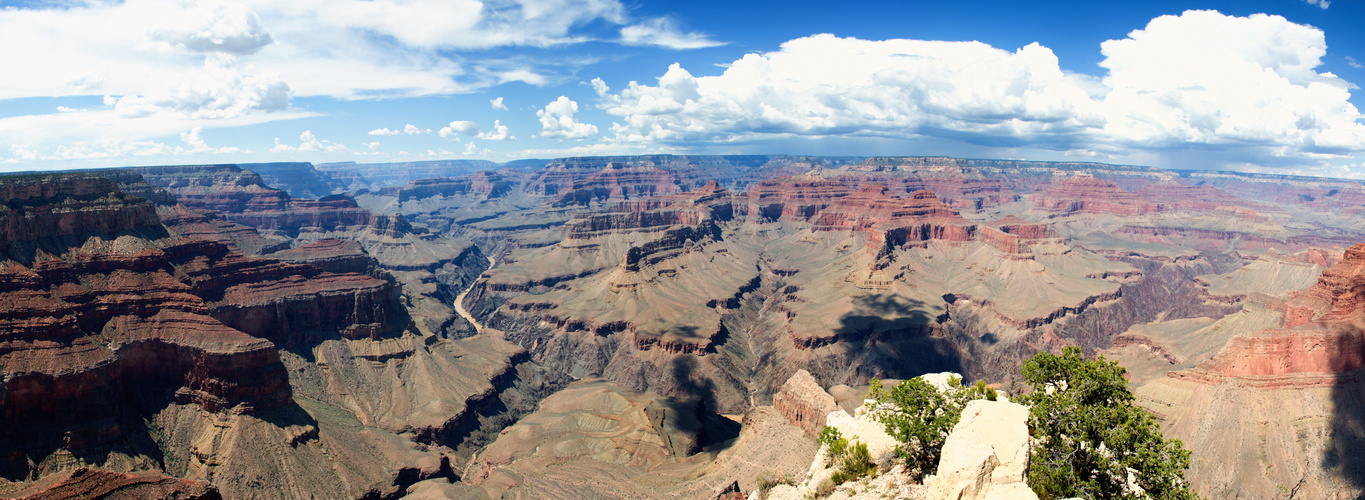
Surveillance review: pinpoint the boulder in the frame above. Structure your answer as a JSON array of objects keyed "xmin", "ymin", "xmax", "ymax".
[
  {"xmin": 919, "ymin": 372, "xmax": 962, "ymax": 393},
  {"xmin": 929, "ymin": 399, "xmax": 1035, "ymax": 500},
  {"xmin": 773, "ymin": 370, "xmax": 840, "ymax": 440}
]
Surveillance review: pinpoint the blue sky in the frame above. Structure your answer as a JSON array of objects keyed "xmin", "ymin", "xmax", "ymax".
[{"xmin": 2, "ymin": 0, "xmax": 1364, "ymax": 177}]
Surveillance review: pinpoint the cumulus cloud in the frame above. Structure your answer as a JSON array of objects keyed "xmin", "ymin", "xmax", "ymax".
[
  {"xmin": 590, "ymin": 77, "xmax": 610, "ymax": 97},
  {"xmin": 179, "ymin": 126, "xmax": 244, "ymax": 154},
  {"xmin": 1097, "ymin": 10, "xmax": 1365, "ymax": 155},
  {"xmin": 491, "ymin": 97, "xmax": 508, "ymax": 110},
  {"xmin": 620, "ymin": 17, "xmax": 723, "ymax": 49},
  {"xmin": 439, "ymin": 120, "xmax": 481, "ymax": 139},
  {"xmin": 369, "ymin": 128, "xmax": 402, "ymax": 136},
  {"xmin": 151, "ymin": 0, "xmax": 274, "ymax": 55},
  {"xmin": 440, "ymin": 119, "xmax": 515, "ymax": 140},
  {"xmin": 597, "ymin": 11, "xmax": 1365, "ymax": 165},
  {"xmin": 599, "ymin": 36, "xmax": 1099, "ymax": 146},
  {"xmin": 271, "ymin": 130, "xmax": 348, "ymax": 153},
  {"xmin": 110, "ymin": 55, "xmax": 291, "ymax": 120},
  {"xmin": 403, "ymin": 124, "xmax": 430, "ymax": 135},
  {"xmin": 1304, "ymin": 0, "xmax": 1330, "ymax": 9},
  {"xmin": 538, "ymin": 96, "xmax": 599, "ymax": 139},
  {"xmin": 478, "ymin": 120, "xmax": 515, "ymax": 140}
]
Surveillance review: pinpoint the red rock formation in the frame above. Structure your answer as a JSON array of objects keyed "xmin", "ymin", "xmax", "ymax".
[
  {"xmin": 171, "ymin": 240, "xmax": 407, "ymax": 342},
  {"xmin": 1182, "ymin": 243, "xmax": 1365, "ymax": 387},
  {"xmin": 13, "ymin": 467, "xmax": 221, "ymax": 500},
  {"xmin": 772, "ymin": 370, "xmax": 840, "ymax": 440},
  {"xmin": 1033, "ymin": 174, "xmax": 1165, "ymax": 216},
  {"xmin": 747, "ymin": 180, "xmax": 977, "ymax": 252},
  {"xmin": 388, "ymin": 171, "xmax": 517, "ymax": 201},
  {"xmin": 0, "ymin": 174, "xmax": 159, "ymax": 248},
  {"xmin": 526, "ymin": 155, "xmax": 771, "ymax": 201},
  {"xmin": 566, "ymin": 182, "xmax": 734, "ymax": 241},
  {"xmin": 132, "ymin": 165, "xmax": 379, "ymax": 237},
  {"xmin": 0, "ymin": 173, "xmax": 414, "ymax": 483},
  {"xmin": 267, "ymin": 238, "xmax": 376, "ymax": 275}
]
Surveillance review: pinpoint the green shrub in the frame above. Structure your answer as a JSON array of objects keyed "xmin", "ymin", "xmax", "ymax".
[
  {"xmin": 816, "ymin": 426, "xmax": 876, "ymax": 487},
  {"xmin": 1021, "ymin": 347, "xmax": 1200, "ymax": 500},
  {"xmin": 755, "ymin": 470, "xmax": 797, "ymax": 498},
  {"xmin": 868, "ymin": 377, "xmax": 966, "ymax": 480},
  {"xmin": 818, "ymin": 425, "xmax": 847, "ymax": 457}
]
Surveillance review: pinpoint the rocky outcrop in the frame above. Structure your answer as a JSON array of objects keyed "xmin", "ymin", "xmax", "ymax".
[
  {"xmin": 239, "ymin": 162, "xmax": 342, "ymax": 200},
  {"xmin": 11, "ymin": 467, "xmax": 221, "ymax": 500},
  {"xmin": 1177, "ymin": 243, "xmax": 1365, "ymax": 388},
  {"xmin": 131, "ymin": 165, "xmax": 377, "ymax": 237},
  {"xmin": 0, "ymin": 175, "xmax": 306, "ymax": 481},
  {"xmin": 267, "ymin": 239, "xmax": 378, "ymax": 276},
  {"xmin": 388, "ymin": 173, "xmax": 517, "ymax": 202},
  {"xmin": 526, "ymin": 155, "xmax": 787, "ymax": 201},
  {"xmin": 166, "ymin": 239, "xmax": 409, "ymax": 343},
  {"xmin": 927, "ymin": 399, "xmax": 1034, "ymax": 500},
  {"xmin": 0, "ymin": 174, "xmax": 160, "ymax": 248},
  {"xmin": 1033, "ymin": 174, "xmax": 1166, "ymax": 216},
  {"xmin": 773, "ymin": 370, "xmax": 841, "ymax": 440}
]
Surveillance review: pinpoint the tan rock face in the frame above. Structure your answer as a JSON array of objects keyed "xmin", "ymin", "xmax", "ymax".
[
  {"xmin": 929, "ymin": 399, "xmax": 1034, "ymax": 500},
  {"xmin": 773, "ymin": 370, "xmax": 841, "ymax": 440}
]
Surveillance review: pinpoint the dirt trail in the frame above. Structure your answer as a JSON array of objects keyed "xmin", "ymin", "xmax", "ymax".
[{"xmin": 454, "ymin": 256, "xmax": 496, "ymax": 333}]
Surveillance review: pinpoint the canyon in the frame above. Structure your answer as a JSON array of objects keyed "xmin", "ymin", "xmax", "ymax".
[{"xmin": 3, "ymin": 155, "xmax": 1365, "ymax": 498}]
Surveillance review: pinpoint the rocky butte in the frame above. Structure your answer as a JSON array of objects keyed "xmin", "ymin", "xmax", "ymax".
[{"xmin": 4, "ymin": 155, "xmax": 1365, "ymax": 498}]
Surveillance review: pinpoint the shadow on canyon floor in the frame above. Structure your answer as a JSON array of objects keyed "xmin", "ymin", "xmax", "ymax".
[
  {"xmin": 669, "ymin": 356, "xmax": 742, "ymax": 451},
  {"xmin": 1326, "ymin": 326, "xmax": 1365, "ymax": 499},
  {"xmin": 831, "ymin": 294, "xmax": 963, "ymax": 382}
]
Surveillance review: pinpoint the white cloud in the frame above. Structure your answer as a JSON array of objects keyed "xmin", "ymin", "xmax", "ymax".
[
  {"xmin": 491, "ymin": 97, "xmax": 508, "ymax": 110},
  {"xmin": 464, "ymin": 141, "xmax": 479, "ymax": 155},
  {"xmin": 440, "ymin": 119, "xmax": 515, "ymax": 140},
  {"xmin": 538, "ymin": 96, "xmax": 599, "ymax": 139},
  {"xmin": 369, "ymin": 128, "xmax": 401, "ymax": 136},
  {"xmin": 271, "ymin": 130, "xmax": 348, "ymax": 153},
  {"xmin": 597, "ymin": 11, "xmax": 1365, "ymax": 166},
  {"xmin": 1304, "ymin": 0, "xmax": 1330, "ymax": 9},
  {"xmin": 439, "ymin": 120, "xmax": 481, "ymax": 139},
  {"xmin": 477, "ymin": 120, "xmax": 515, "ymax": 140},
  {"xmin": 0, "ymin": 0, "xmax": 703, "ymax": 103},
  {"xmin": 590, "ymin": 77, "xmax": 610, "ymax": 97},
  {"xmin": 1349, "ymin": 56, "xmax": 1363, "ymax": 69},
  {"xmin": 0, "ymin": 105, "xmax": 316, "ymax": 167},
  {"xmin": 151, "ymin": 0, "xmax": 274, "ymax": 55},
  {"xmin": 5, "ymin": 140, "xmax": 174, "ymax": 164},
  {"xmin": 110, "ymin": 55, "xmax": 291, "ymax": 120},
  {"xmin": 1097, "ymin": 10, "xmax": 1364, "ymax": 154},
  {"xmin": 0, "ymin": 0, "xmax": 720, "ymax": 166},
  {"xmin": 403, "ymin": 123, "xmax": 430, "ymax": 135},
  {"xmin": 179, "ymin": 126, "xmax": 244, "ymax": 154},
  {"xmin": 620, "ymin": 17, "xmax": 723, "ymax": 49},
  {"xmin": 599, "ymin": 36, "xmax": 1099, "ymax": 146}
]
